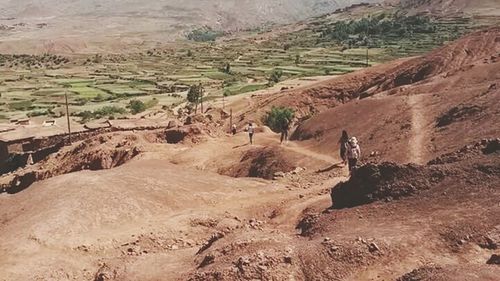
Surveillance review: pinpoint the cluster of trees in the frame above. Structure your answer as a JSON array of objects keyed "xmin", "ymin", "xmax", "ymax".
[
  {"xmin": 27, "ymin": 107, "xmax": 57, "ymax": 118},
  {"xmin": 187, "ymin": 26, "xmax": 224, "ymax": 42},
  {"xmin": 76, "ymin": 106, "xmax": 127, "ymax": 123},
  {"xmin": 75, "ymin": 98, "xmax": 160, "ymax": 123},
  {"xmin": 128, "ymin": 98, "xmax": 159, "ymax": 114},
  {"xmin": 187, "ymin": 84, "xmax": 205, "ymax": 113},
  {"xmin": 0, "ymin": 53, "xmax": 69, "ymax": 68},
  {"xmin": 320, "ymin": 14, "xmax": 437, "ymax": 46},
  {"xmin": 262, "ymin": 106, "xmax": 294, "ymax": 133}
]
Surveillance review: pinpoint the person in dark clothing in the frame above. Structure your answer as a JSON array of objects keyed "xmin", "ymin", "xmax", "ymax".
[
  {"xmin": 338, "ymin": 130, "xmax": 349, "ymax": 165},
  {"xmin": 280, "ymin": 118, "xmax": 290, "ymax": 144}
]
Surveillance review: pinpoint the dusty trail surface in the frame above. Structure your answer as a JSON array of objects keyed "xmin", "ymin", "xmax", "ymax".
[{"xmin": 1, "ymin": 28, "xmax": 500, "ymax": 281}]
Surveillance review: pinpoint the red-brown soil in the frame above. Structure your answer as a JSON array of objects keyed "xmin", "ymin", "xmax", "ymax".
[
  {"xmin": 0, "ymin": 28, "xmax": 499, "ymax": 281},
  {"xmin": 219, "ymin": 146, "xmax": 298, "ymax": 179},
  {"xmin": 331, "ymin": 139, "xmax": 499, "ymax": 208},
  {"xmin": 0, "ymin": 127, "xmax": 204, "ymax": 194},
  {"xmin": 287, "ymin": 27, "xmax": 500, "ymax": 164}
]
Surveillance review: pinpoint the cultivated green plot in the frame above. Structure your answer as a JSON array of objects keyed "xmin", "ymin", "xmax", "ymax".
[
  {"xmin": 202, "ymin": 72, "xmax": 233, "ymax": 80},
  {"xmin": 95, "ymin": 84, "xmax": 146, "ymax": 96},
  {"xmin": 224, "ymin": 83, "xmax": 268, "ymax": 96},
  {"xmin": 70, "ymin": 86, "xmax": 111, "ymax": 99},
  {"xmin": 54, "ymin": 78, "xmax": 96, "ymax": 85}
]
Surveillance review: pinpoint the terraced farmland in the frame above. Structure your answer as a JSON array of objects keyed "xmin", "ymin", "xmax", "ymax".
[{"xmin": 1, "ymin": 10, "xmax": 489, "ymax": 124}]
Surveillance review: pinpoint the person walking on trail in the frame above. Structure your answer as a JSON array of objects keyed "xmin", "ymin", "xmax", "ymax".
[
  {"xmin": 231, "ymin": 124, "xmax": 237, "ymax": 135},
  {"xmin": 338, "ymin": 130, "xmax": 349, "ymax": 165},
  {"xmin": 346, "ymin": 136, "xmax": 361, "ymax": 175},
  {"xmin": 247, "ymin": 123, "xmax": 254, "ymax": 144},
  {"xmin": 280, "ymin": 118, "xmax": 290, "ymax": 144}
]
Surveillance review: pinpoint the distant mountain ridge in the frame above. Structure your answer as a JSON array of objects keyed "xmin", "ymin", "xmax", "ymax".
[
  {"xmin": 400, "ymin": 0, "xmax": 500, "ymax": 16},
  {"xmin": 0, "ymin": 0, "xmax": 380, "ymax": 28},
  {"xmin": 0, "ymin": 0, "xmax": 383, "ymax": 53}
]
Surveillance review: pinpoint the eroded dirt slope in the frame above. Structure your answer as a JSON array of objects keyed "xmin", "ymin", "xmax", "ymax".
[{"xmin": 290, "ymin": 27, "xmax": 500, "ymax": 164}]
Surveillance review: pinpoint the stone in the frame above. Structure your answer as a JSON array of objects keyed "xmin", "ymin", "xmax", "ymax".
[
  {"xmin": 487, "ymin": 254, "xmax": 500, "ymax": 265},
  {"xmin": 368, "ymin": 242, "xmax": 380, "ymax": 252}
]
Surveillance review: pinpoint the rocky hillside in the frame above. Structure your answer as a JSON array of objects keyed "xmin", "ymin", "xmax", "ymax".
[
  {"xmin": 0, "ymin": 0, "xmax": 380, "ymax": 29},
  {"xmin": 400, "ymin": 0, "xmax": 500, "ymax": 16},
  {"xmin": 0, "ymin": 0, "xmax": 382, "ymax": 53}
]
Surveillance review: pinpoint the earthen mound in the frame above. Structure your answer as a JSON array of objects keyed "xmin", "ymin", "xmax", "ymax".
[
  {"xmin": 220, "ymin": 147, "xmax": 296, "ymax": 180},
  {"xmin": 397, "ymin": 264, "xmax": 500, "ymax": 281},
  {"xmin": 165, "ymin": 124, "xmax": 204, "ymax": 144},
  {"xmin": 43, "ymin": 134, "xmax": 142, "ymax": 172},
  {"xmin": 429, "ymin": 138, "xmax": 500, "ymax": 165},
  {"xmin": 1, "ymin": 132, "xmax": 149, "ymax": 194},
  {"xmin": 331, "ymin": 162, "xmax": 445, "ymax": 209},
  {"xmin": 436, "ymin": 104, "xmax": 485, "ymax": 127},
  {"xmin": 332, "ymin": 138, "xmax": 500, "ymax": 209}
]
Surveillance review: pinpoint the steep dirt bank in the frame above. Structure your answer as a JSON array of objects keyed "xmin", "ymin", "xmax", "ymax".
[
  {"xmin": 219, "ymin": 146, "xmax": 298, "ymax": 179},
  {"xmin": 290, "ymin": 29, "xmax": 500, "ymax": 163},
  {"xmin": 331, "ymin": 138, "xmax": 499, "ymax": 209},
  {"xmin": 0, "ymin": 126, "xmax": 204, "ymax": 194},
  {"xmin": 401, "ymin": 0, "xmax": 500, "ymax": 16}
]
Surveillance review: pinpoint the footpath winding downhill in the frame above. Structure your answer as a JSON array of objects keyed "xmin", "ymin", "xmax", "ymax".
[
  {"xmin": 407, "ymin": 94, "xmax": 430, "ymax": 164},
  {"xmin": 1, "ymin": 28, "xmax": 499, "ymax": 281}
]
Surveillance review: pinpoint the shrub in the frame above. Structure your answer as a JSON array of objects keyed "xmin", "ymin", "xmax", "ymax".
[
  {"xmin": 129, "ymin": 100, "xmax": 146, "ymax": 114},
  {"xmin": 268, "ymin": 69, "xmax": 283, "ymax": 85},
  {"xmin": 27, "ymin": 110, "xmax": 48, "ymax": 117},
  {"xmin": 262, "ymin": 106, "xmax": 295, "ymax": 133},
  {"xmin": 8, "ymin": 100, "xmax": 32, "ymax": 111},
  {"xmin": 76, "ymin": 106, "xmax": 126, "ymax": 123},
  {"xmin": 93, "ymin": 93, "xmax": 105, "ymax": 102},
  {"xmin": 144, "ymin": 98, "xmax": 159, "ymax": 108},
  {"xmin": 187, "ymin": 26, "xmax": 224, "ymax": 42}
]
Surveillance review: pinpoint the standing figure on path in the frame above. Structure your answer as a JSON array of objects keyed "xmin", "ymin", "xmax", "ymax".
[
  {"xmin": 280, "ymin": 118, "xmax": 290, "ymax": 144},
  {"xmin": 232, "ymin": 124, "xmax": 237, "ymax": 135},
  {"xmin": 346, "ymin": 137, "xmax": 361, "ymax": 175},
  {"xmin": 247, "ymin": 123, "xmax": 254, "ymax": 144},
  {"xmin": 27, "ymin": 153, "xmax": 34, "ymax": 166},
  {"xmin": 338, "ymin": 130, "xmax": 349, "ymax": 165}
]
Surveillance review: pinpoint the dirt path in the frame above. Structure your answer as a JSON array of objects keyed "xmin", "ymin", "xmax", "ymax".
[
  {"xmin": 407, "ymin": 94, "xmax": 429, "ymax": 164},
  {"xmin": 255, "ymin": 133, "xmax": 338, "ymax": 164}
]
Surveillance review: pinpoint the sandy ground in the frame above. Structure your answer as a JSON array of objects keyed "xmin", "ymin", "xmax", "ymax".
[{"xmin": 0, "ymin": 28, "xmax": 499, "ymax": 281}]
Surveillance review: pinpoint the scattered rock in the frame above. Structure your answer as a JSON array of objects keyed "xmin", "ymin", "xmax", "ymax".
[
  {"xmin": 487, "ymin": 254, "xmax": 500, "ymax": 265},
  {"xmin": 198, "ymin": 254, "xmax": 216, "ymax": 268},
  {"xmin": 196, "ymin": 232, "xmax": 225, "ymax": 255},
  {"xmin": 296, "ymin": 213, "xmax": 320, "ymax": 236},
  {"xmin": 368, "ymin": 242, "xmax": 380, "ymax": 252},
  {"xmin": 283, "ymin": 256, "xmax": 292, "ymax": 264},
  {"xmin": 93, "ymin": 263, "xmax": 117, "ymax": 281}
]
